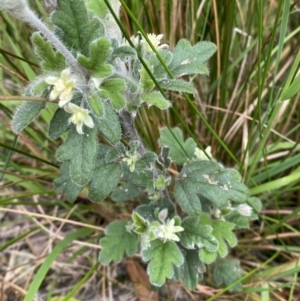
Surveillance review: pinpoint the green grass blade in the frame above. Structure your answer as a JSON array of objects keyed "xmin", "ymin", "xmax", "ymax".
[{"xmin": 24, "ymin": 228, "xmax": 94, "ymax": 301}]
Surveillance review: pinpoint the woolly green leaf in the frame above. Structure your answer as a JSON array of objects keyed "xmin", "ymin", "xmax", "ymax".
[
  {"xmin": 87, "ymin": 92, "xmax": 104, "ymax": 116},
  {"xmin": 159, "ymin": 79, "xmax": 195, "ymax": 94},
  {"xmin": 32, "ymin": 32, "xmax": 66, "ymax": 72},
  {"xmin": 89, "ymin": 162, "xmax": 122, "ymax": 202},
  {"xmin": 94, "ymin": 102, "xmax": 121, "ymax": 144},
  {"xmin": 105, "ymin": 142, "xmax": 126, "ymax": 163},
  {"xmin": 56, "ymin": 125, "xmax": 98, "ymax": 185},
  {"xmin": 211, "ymin": 220, "xmax": 237, "ymax": 258},
  {"xmin": 142, "ymin": 239, "xmax": 184, "ymax": 287},
  {"xmin": 140, "ymin": 63, "xmax": 155, "ymax": 92},
  {"xmin": 141, "ymin": 91, "xmax": 171, "ymax": 110},
  {"xmin": 180, "ymin": 214, "xmax": 219, "ymax": 252},
  {"xmin": 77, "ymin": 38, "xmax": 112, "ymax": 77},
  {"xmin": 28, "ymin": 78, "xmax": 49, "ymax": 96},
  {"xmin": 49, "ymin": 108, "xmax": 70, "ymax": 140},
  {"xmin": 131, "ymin": 168, "xmax": 153, "ymax": 187},
  {"xmin": 99, "ymin": 220, "xmax": 138, "ymax": 265},
  {"xmin": 149, "ymin": 49, "xmax": 173, "ymax": 81},
  {"xmin": 199, "ymin": 248, "xmax": 217, "ymax": 264},
  {"xmin": 213, "ymin": 258, "xmax": 244, "ymax": 292},
  {"xmin": 176, "ymin": 249, "xmax": 205, "ymax": 291},
  {"xmin": 158, "ymin": 127, "xmax": 196, "ymax": 165},
  {"xmin": 174, "ymin": 161, "xmax": 249, "ymax": 215},
  {"xmin": 111, "ymin": 182, "xmax": 142, "ymax": 202},
  {"xmin": 169, "ymin": 39, "xmax": 217, "ymax": 77},
  {"xmin": 100, "ymin": 79, "xmax": 126, "ymax": 109},
  {"xmin": 52, "ymin": 0, "xmax": 104, "ymax": 56},
  {"xmin": 12, "ymin": 101, "xmax": 45, "ymax": 134},
  {"xmin": 53, "ymin": 162, "xmax": 84, "ymax": 203}
]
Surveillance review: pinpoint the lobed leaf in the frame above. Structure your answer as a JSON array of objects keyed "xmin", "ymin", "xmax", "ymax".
[
  {"xmin": 142, "ymin": 239, "xmax": 184, "ymax": 287},
  {"xmin": 77, "ymin": 38, "xmax": 112, "ymax": 78},
  {"xmin": 32, "ymin": 32, "xmax": 66, "ymax": 72},
  {"xmin": 169, "ymin": 39, "xmax": 217, "ymax": 77},
  {"xmin": 99, "ymin": 78, "xmax": 126, "ymax": 110},
  {"xmin": 158, "ymin": 127, "xmax": 196, "ymax": 165},
  {"xmin": 211, "ymin": 220, "xmax": 237, "ymax": 258},
  {"xmin": 180, "ymin": 213, "xmax": 218, "ymax": 251},
  {"xmin": 174, "ymin": 160, "xmax": 249, "ymax": 215},
  {"xmin": 99, "ymin": 220, "xmax": 139, "ymax": 265}
]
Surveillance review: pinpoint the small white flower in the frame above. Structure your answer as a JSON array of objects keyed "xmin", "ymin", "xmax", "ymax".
[
  {"xmin": 45, "ymin": 68, "xmax": 76, "ymax": 107},
  {"xmin": 64, "ymin": 103, "xmax": 94, "ymax": 135},
  {"xmin": 194, "ymin": 146, "xmax": 212, "ymax": 161},
  {"xmin": 142, "ymin": 33, "xmax": 169, "ymax": 53},
  {"xmin": 123, "ymin": 152, "xmax": 139, "ymax": 172},
  {"xmin": 236, "ymin": 204, "xmax": 252, "ymax": 217},
  {"xmin": 156, "ymin": 218, "xmax": 184, "ymax": 242}
]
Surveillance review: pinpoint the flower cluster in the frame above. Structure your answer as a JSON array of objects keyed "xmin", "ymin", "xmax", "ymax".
[
  {"xmin": 45, "ymin": 68, "xmax": 94, "ymax": 134},
  {"xmin": 155, "ymin": 218, "xmax": 184, "ymax": 243}
]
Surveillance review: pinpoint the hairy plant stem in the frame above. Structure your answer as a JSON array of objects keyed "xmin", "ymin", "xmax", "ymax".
[{"xmin": 118, "ymin": 110, "xmax": 171, "ymax": 201}]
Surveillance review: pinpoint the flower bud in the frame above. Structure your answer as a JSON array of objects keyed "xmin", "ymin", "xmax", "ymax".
[{"xmin": 236, "ymin": 204, "xmax": 252, "ymax": 217}]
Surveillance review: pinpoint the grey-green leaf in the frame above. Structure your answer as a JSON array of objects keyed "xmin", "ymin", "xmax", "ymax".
[
  {"xmin": 53, "ymin": 162, "xmax": 85, "ymax": 202},
  {"xmin": 180, "ymin": 214, "xmax": 219, "ymax": 252},
  {"xmin": 12, "ymin": 101, "xmax": 46, "ymax": 134},
  {"xmin": 111, "ymin": 182, "xmax": 142, "ymax": 202},
  {"xmin": 32, "ymin": 32, "xmax": 66, "ymax": 72},
  {"xmin": 89, "ymin": 162, "xmax": 122, "ymax": 202},
  {"xmin": 141, "ymin": 91, "xmax": 171, "ymax": 110},
  {"xmin": 49, "ymin": 107, "xmax": 70, "ymax": 140},
  {"xmin": 180, "ymin": 250, "xmax": 205, "ymax": 291},
  {"xmin": 52, "ymin": 0, "xmax": 104, "ymax": 56},
  {"xmin": 99, "ymin": 220, "xmax": 138, "ymax": 265},
  {"xmin": 158, "ymin": 127, "xmax": 196, "ymax": 165},
  {"xmin": 94, "ymin": 102, "xmax": 122, "ymax": 145},
  {"xmin": 174, "ymin": 161, "xmax": 249, "ymax": 215},
  {"xmin": 56, "ymin": 125, "xmax": 98, "ymax": 185},
  {"xmin": 213, "ymin": 258, "xmax": 244, "ymax": 292},
  {"xmin": 77, "ymin": 38, "xmax": 112, "ymax": 77},
  {"xmin": 169, "ymin": 39, "xmax": 217, "ymax": 77},
  {"xmin": 142, "ymin": 239, "xmax": 184, "ymax": 287},
  {"xmin": 159, "ymin": 79, "xmax": 195, "ymax": 94}
]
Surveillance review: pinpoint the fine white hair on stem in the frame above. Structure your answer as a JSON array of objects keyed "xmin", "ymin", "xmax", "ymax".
[{"xmin": 0, "ymin": 0, "xmax": 89, "ymax": 77}]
